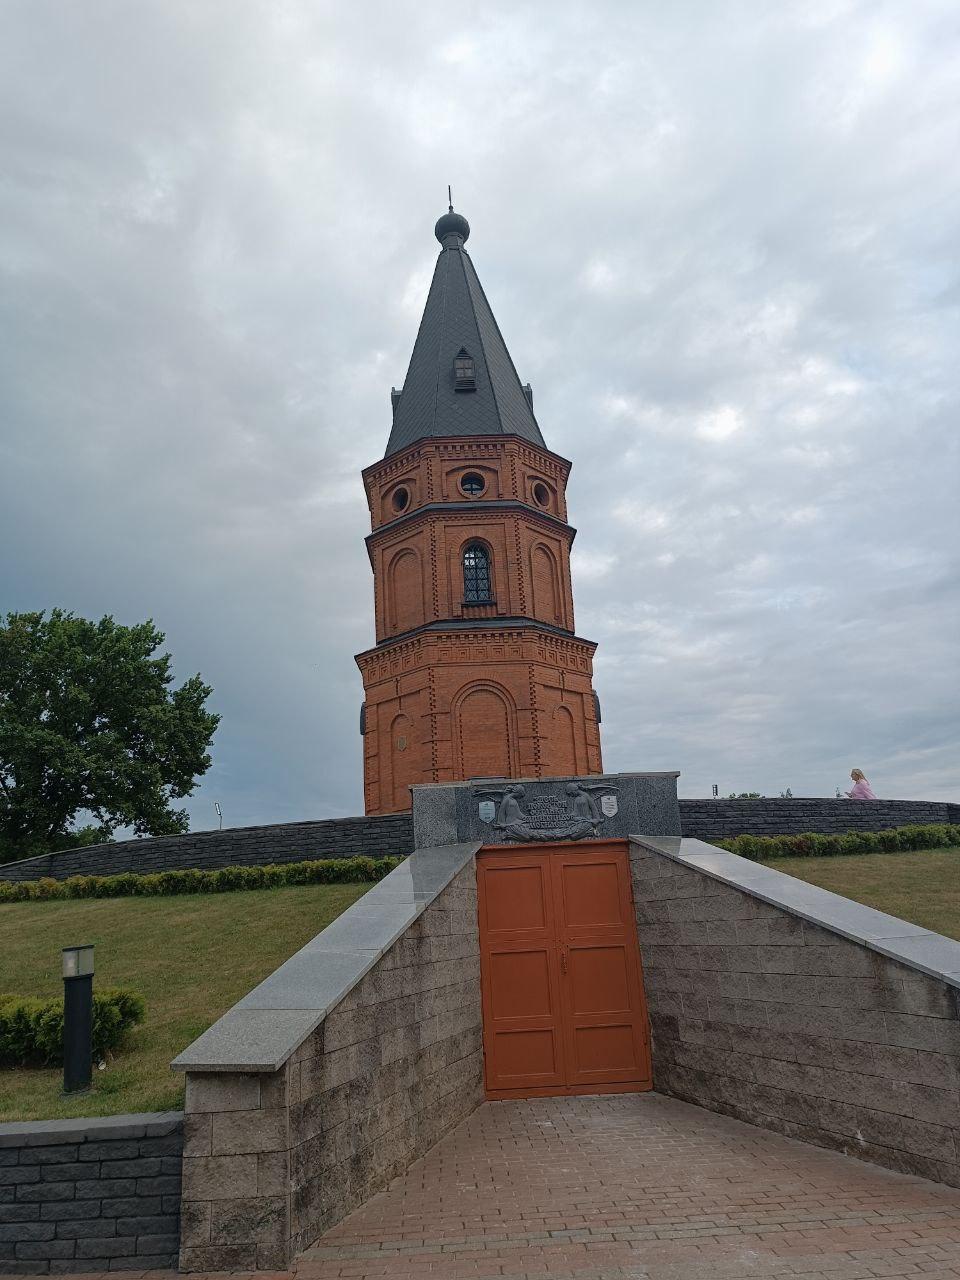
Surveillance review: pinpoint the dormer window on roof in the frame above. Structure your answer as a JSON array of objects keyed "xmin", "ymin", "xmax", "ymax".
[{"xmin": 454, "ymin": 348, "xmax": 476, "ymax": 392}]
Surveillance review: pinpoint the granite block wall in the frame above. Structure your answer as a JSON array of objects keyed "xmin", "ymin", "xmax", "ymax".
[
  {"xmin": 0, "ymin": 814, "xmax": 414, "ymax": 883},
  {"xmin": 679, "ymin": 797, "xmax": 960, "ymax": 840},
  {"xmin": 630, "ymin": 841, "xmax": 960, "ymax": 1187},
  {"xmin": 178, "ymin": 860, "xmax": 483, "ymax": 1271},
  {"xmin": 0, "ymin": 1113, "xmax": 182, "ymax": 1275},
  {"xmin": 6, "ymin": 798, "xmax": 956, "ymax": 885}
]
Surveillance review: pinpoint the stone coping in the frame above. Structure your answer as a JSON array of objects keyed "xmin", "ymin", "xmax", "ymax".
[
  {"xmin": 0, "ymin": 1109, "xmax": 182, "ymax": 1146},
  {"xmin": 632, "ymin": 835, "xmax": 960, "ymax": 989},
  {"xmin": 171, "ymin": 841, "xmax": 482, "ymax": 1074}
]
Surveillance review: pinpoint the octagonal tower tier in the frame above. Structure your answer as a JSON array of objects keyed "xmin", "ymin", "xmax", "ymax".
[{"xmin": 356, "ymin": 207, "xmax": 602, "ymax": 814}]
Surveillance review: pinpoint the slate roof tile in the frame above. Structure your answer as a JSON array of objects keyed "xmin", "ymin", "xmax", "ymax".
[{"xmin": 384, "ymin": 222, "xmax": 545, "ymax": 457}]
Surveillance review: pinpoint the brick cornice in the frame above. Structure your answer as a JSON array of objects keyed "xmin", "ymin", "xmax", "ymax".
[
  {"xmin": 362, "ymin": 434, "xmax": 572, "ymax": 485},
  {"xmin": 355, "ymin": 622, "xmax": 598, "ymax": 670},
  {"xmin": 366, "ymin": 501, "xmax": 576, "ymax": 551}
]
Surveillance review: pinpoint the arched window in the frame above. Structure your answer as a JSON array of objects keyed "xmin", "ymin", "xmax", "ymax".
[{"xmin": 462, "ymin": 543, "xmax": 493, "ymax": 603}]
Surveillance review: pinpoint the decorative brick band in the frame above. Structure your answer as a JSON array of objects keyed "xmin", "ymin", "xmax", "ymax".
[{"xmin": 0, "ymin": 1111, "xmax": 182, "ymax": 1274}]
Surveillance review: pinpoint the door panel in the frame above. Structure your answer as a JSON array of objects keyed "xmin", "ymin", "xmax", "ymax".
[
  {"xmin": 482, "ymin": 864, "xmax": 548, "ymax": 932},
  {"xmin": 479, "ymin": 853, "xmax": 565, "ymax": 1094},
  {"xmin": 489, "ymin": 949, "xmax": 553, "ymax": 1019},
  {"xmin": 567, "ymin": 944, "xmax": 631, "ymax": 1013},
  {"xmin": 478, "ymin": 841, "xmax": 652, "ymax": 1098},
  {"xmin": 493, "ymin": 1028, "xmax": 562, "ymax": 1080},
  {"xmin": 557, "ymin": 859, "xmax": 623, "ymax": 928},
  {"xmin": 572, "ymin": 1024, "xmax": 639, "ymax": 1072}
]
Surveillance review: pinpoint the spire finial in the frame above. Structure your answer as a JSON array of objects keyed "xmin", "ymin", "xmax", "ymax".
[{"xmin": 434, "ymin": 196, "xmax": 470, "ymax": 246}]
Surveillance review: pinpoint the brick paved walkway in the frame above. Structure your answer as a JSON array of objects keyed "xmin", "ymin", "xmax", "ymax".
[
  {"xmin": 298, "ymin": 1093, "xmax": 960, "ymax": 1280},
  {"xmin": 18, "ymin": 1093, "xmax": 960, "ymax": 1280}
]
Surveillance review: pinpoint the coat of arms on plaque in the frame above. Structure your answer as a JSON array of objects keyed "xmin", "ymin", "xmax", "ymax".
[
  {"xmin": 600, "ymin": 793, "xmax": 618, "ymax": 817},
  {"xmin": 474, "ymin": 781, "xmax": 619, "ymax": 843}
]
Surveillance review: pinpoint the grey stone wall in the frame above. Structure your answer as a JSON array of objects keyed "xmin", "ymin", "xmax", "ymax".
[
  {"xmin": 6, "ymin": 796, "xmax": 955, "ymax": 885},
  {"xmin": 631, "ymin": 839, "xmax": 960, "ymax": 1188},
  {"xmin": 0, "ymin": 814, "xmax": 413, "ymax": 883},
  {"xmin": 178, "ymin": 860, "xmax": 483, "ymax": 1271},
  {"xmin": 679, "ymin": 797, "xmax": 960, "ymax": 840},
  {"xmin": 0, "ymin": 1112, "xmax": 182, "ymax": 1275},
  {"xmin": 412, "ymin": 771, "xmax": 681, "ymax": 848}
]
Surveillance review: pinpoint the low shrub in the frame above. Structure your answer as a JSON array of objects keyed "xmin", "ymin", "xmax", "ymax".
[
  {"xmin": 0, "ymin": 854, "xmax": 404, "ymax": 904},
  {"xmin": 715, "ymin": 822, "xmax": 960, "ymax": 862},
  {"xmin": 0, "ymin": 988, "xmax": 146, "ymax": 1067}
]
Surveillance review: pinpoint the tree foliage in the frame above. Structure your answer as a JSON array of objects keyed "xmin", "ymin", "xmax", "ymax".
[{"xmin": 0, "ymin": 611, "xmax": 219, "ymax": 861}]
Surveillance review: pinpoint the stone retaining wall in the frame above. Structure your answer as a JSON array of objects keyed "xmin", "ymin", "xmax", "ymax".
[
  {"xmin": 0, "ymin": 814, "xmax": 413, "ymax": 883},
  {"xmin": 678, "ymin": 797, "xmax": 960, "ymax": 840},
  {"xmin": 6, "ymin": 797, "xmax": 956, "ymax": 885},
  {"xmin": 174, "ymin": 844, "xmax": 483, "ymax": 1271},
  {"xmin": 631, "ymin": 836, "xmax": 960, "ymax": 1189},
  {"xmin": 0, "ymin": 1112, "xmax": 182, "ymax": 1275}
]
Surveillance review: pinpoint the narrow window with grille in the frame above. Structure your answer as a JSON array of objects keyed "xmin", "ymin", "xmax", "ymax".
[{"xmin": 463, "ymin": 543, "xmax": 493, "ymax": 602}]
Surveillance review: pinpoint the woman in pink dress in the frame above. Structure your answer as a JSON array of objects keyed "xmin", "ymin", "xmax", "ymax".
[{"xmin": 845, "ymin": 768, "xmax": 877, "ymax": 799}]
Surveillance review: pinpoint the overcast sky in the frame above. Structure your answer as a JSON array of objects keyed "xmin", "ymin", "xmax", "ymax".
[{"xmin": 2, "ymin": 1, "xmax": 958, "ymax": 832}]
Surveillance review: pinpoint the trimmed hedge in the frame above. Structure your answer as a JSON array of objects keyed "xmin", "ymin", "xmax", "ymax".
[
  {"xmin": 0, "ymin": 988, "xmax": 146, "ymax": 1067},
  {"xmin": 715, "ymin": 822, "xmax": 960, "ymax": 862},
  {"xmin": 0, "ymin": 854, "xmax": 403, "ymax": 904}
]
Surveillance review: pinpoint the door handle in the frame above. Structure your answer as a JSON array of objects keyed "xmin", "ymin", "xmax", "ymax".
[{"xmin": 560, "ymin": 944, "xmax": 568, "ymax": 975}]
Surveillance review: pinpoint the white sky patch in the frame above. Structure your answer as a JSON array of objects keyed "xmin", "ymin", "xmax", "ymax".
[
  {"xmin": 610, "ymin": 500, "xmax": 674, "ymax": 533},
  {"xmin": 695, "ymin": 405, "xmax": 744, "ymax": 442},
  {"xmin": 580, "ymin": 257, "xmax": 617, "ymax": 293},
  {"xmin": 782, "ymin": 505, "xmax": 823, "ymax": 527},
  {"xmin": 570, "ymin": 547, "xmax": 617, "ymax": 577},
  {"xmin": 438, "ymin": 39, "xmax": 475, "ymax": 65}
]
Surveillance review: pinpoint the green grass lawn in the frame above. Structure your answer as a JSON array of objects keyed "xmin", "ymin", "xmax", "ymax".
[
  {"xmin": 0, "ymin": 883, "xmax": 371, "ymax": 1122},
  {"xmin": 771, "ymin": 846, "xmax": 960, "ymax": 941}
]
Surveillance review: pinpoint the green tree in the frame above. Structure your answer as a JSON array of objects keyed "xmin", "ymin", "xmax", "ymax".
[{"xmin": 0, "ymin": 611, "xmax": 219, "ymax": 862}]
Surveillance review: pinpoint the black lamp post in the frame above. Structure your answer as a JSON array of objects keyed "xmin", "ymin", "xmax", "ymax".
[{"xmin": 61, "ymin": 944, "xmax": 94, "ymax": 1094}]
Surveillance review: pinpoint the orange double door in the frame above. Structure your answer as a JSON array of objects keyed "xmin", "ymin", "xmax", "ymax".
[{"xmin": 477, "ymin": 841, "xmax": 652, "ymax": 1099}]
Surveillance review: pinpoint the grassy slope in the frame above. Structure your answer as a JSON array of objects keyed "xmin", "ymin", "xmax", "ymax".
[
  {"xmin": 771, "ymin": 847, "xmax": 960, "ymax": 941},
  {"xmin": 0, "ymin": 883, "xmax": 370, "ymax": 1122}
]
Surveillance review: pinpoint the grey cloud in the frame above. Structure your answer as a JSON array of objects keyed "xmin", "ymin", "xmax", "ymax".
[{"xmin": 0, "ymin": 0, "xmax": 957, "ymax": 833}]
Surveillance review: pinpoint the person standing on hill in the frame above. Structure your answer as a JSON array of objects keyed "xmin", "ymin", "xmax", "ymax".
[{"xmin": 845, "ymin": 768, "xmax": 877, "ymax": 799}]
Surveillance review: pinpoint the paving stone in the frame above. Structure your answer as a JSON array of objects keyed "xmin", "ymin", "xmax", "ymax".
[{"xmin": 287, "ymin": 1094, "xmax": 960, "ymax": 1280}]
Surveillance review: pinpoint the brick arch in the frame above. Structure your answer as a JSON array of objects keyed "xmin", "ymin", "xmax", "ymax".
[
  {"xmin": 452, "ymin": 681, "xmax": 518, "ymax": 780},
  {"xmin": 387, "ymin": 548, "xmax": 425, "ymax": 633},
  {"xmin": 546, "ymin": 703, "xmax": 579, "ymax": 776},
  {"xmin": 387, "ymin": 711, "xmax": 418, "ymax": 812},
  {"xmin": 531, "ymin": 542, "xmax": 561, "ymax": 625}
]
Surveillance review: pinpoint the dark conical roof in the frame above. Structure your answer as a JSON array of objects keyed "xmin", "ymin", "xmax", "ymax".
[{"xmin": 384, "ymin": 212, "xmax": 546, "ymax": 457}]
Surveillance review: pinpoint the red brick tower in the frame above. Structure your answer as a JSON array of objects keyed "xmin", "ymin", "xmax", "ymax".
[{"xmin": 356, "ymin": 206, "xmax": 602, "ymax": 814}]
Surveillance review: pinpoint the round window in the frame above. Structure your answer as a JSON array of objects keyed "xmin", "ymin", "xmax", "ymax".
[
  {"xmin": 392, "ymin": 486, "xmax": 410, "ymax": 512},
  {"xmin": 460, "ymin": 472, "xmax": 486, "ymax": 496},
  {"xmin": 532, "ymin": 481, "xmax": 550, "ymax": 508}
]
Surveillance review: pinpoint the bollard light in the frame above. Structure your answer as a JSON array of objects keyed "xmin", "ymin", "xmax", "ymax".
[{"xmin": 62, "ymin": 944, "xmax": 94, "ymax": 1094}]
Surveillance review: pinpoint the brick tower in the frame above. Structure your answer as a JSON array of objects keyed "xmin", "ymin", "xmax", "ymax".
[{"xmin": 356, "ymin": 206, "xmax": 602, "ymax": 814}]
